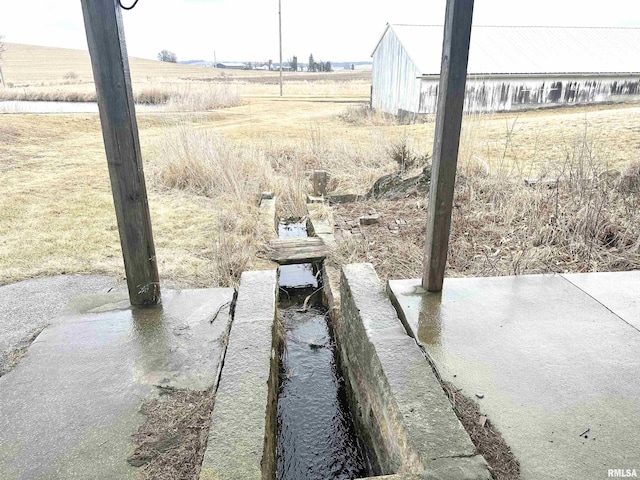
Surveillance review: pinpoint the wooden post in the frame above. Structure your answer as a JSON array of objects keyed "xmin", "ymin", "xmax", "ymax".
[
  {"xmin": 313, "ymin": 170, "xmax": 328, "ymax": 196},
  {"xmin": 81, "ymin": 0, "xmax": 161, "ymax": 305},
  {"xmin": 422, "ymin": 0, "xmax": 474, "ymax": 292}
]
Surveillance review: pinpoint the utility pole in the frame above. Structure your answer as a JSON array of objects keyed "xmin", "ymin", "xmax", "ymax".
[{"xmin": 278, "ymin": 0, "xmax": 283, "ymax": 96}]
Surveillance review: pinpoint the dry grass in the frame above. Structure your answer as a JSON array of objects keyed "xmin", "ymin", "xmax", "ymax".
[
  {"xmin": 330, "ymin": 144, "xmax": 640, "ymax": 283},
  {"xmin": 443, "ymin": 382, "xmax": 520, "ymax": 480},
  {"xmin": 0, "ymin": 88, "xmax": 96, "ymax": 102},
  {"xmin": 149, "ymin": 124, "xmax": 272, "ymax": 198},
  {"xmin": 165, "ymin": 84, "xmax": 242, "ymax": 110},
  {"xmin": 1, "ymin": 43, "xmax": 639, "ymax": 290},
  {"xmin": 0, "ymin": 82, "xmax": 242, "ymax": 110},
  {"xmin": 339, "ymin": 102, "xmax": 404, "ymax": 126},
  {"xmin": 2, "ymin": 100, "xmax": 640, "ymax": 288},
  {"xmin": 146, "ymin": 121, "xmax": 306, "ymax": 285},
  {"xmin": 128, "ymin": 387, "xmax": 214, "ymax": 480},
  {"xmin": 1, "ymin": 42, "xmax": 261, "ymax": 84},
  {"xmin": 0, "ymin": 324, "xmax": 46, "ymax": 377}
]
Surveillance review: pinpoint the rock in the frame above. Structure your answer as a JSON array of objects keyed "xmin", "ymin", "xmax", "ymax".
[
  {"xmin": 326, "ymin": 193, "xmax": 362, "ymax": 204},
  {"xmin": 359, "ymin": 214, "xmax": 380, "ymax": 226},
  {"xmin": 524, "ymin": 178, "xmax": 558, "ymax": 188},
  {"xmin": 366, "ymin": 164, "xmax": 431, "ymax": 200}
]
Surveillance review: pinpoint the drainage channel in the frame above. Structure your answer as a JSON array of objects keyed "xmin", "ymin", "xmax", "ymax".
[{"xmin": 275, "ymin": 219, "xmax": 374, "ymax": 480}]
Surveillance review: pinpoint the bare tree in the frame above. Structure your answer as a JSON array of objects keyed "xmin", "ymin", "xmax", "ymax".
[
  {"xmin": 157, "ymin": 49, "xmax": 177, "ymax": 63},
  {"xmin": 0, "ymin": 35, "xmax": 6, "ymax": 88}
]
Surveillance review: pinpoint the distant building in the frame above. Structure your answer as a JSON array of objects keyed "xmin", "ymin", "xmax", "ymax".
[
  {"xmin": 216, "ymin": 62, "xmax": 246, "ymax": 70},
  {"xmin": 372, "ymin": 24, "xmax": 640, "ymax": 117}
]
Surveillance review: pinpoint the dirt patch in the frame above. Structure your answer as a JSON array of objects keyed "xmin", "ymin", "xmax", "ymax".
[
  {"xmin": 329, "ymin": 198, "xmax": 427, "ymax": 282},
  {"xmin": 128, "ymin": 387, "xmax": 214, "ymax": 480},
  {"xmin": 0, "ymin": 324, "xmax": 47, "ymax": 377},
  {"xmin": 443, "ymin": 382, "xmax": 520, "ymax": 480}
]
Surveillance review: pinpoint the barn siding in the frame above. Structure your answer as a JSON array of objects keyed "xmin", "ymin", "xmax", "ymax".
[
  {"xmin": 371, "ymin": 28, "xmax": 422, "ymax": 117},
  {"xmin": 418, "ymin": 76, "xmax": 640, "ymax": 114}
]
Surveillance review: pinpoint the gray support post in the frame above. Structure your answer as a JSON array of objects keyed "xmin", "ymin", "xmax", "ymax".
[
  {"xmin": 80, "ymin": 0, "xmax": 161, "ymax": 305},
  {"xmin": 422, "ymin": 0, "xmax": 474, "ymax": 292}
]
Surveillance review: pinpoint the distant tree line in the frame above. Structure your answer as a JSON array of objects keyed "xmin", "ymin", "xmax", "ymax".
[
  {"xmin": 157, "ymin": 49, "xmax": 177, "ymax": 63},
  {"xmin": 308, "ymin": 53, "xmax": 331, "ymax": 72},
  {"xmin": 283, "ymin": 54, "xmax": 331, "ymax": 72}
]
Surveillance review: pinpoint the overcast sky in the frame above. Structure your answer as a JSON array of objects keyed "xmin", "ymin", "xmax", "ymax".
[{"xmin": 1, "ymin": 0, "xmax": 640, "ymax": 63}]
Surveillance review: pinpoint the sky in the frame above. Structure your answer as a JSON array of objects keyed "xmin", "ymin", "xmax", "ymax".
[{"xmin": 1, "ymin": 0, "xmax": 640, "ymax": 63}]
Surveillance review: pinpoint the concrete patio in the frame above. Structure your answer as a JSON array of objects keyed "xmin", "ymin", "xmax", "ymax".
[
  {"xmin": 1, "ymin": 270, "xmax": 638, "ymax": 479},
  {"xmin": 0, "ymin": 280, "xmax": 234, "ymax": 480},
  {"xmin": 389, "ymin": 271, "xmax": 640, "ymax": 480}
]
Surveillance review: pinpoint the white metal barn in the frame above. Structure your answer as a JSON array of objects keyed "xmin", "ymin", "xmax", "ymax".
[{"xmin": 371, "ymin": 24, "xmax": 640, "ymax": 117}]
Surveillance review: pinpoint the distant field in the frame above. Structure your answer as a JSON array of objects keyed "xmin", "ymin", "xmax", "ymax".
[
  {"xmin": 1, "ymin": 43, "xmax": 371, "ymax": 102},
  {"xmin": 1, "ymin": 42, "xmax": 370, "ymax": 86},
  {"xmin": 2, "ymin": 42, "xmax": 267, "ymax": 84}
]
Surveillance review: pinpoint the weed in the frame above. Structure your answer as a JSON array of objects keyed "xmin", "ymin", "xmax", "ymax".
[{"xmin": 387, "ymin": 136, "xmax": 430, "ymax": 172}]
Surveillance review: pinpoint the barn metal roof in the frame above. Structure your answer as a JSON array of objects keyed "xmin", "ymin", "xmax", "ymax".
[{"xmin": 375, "ymin": 24, "xmax": 640, "ymax": 76}]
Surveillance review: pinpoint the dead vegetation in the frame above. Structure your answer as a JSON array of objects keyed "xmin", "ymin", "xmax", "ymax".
[
  {"xmin": 146, "ymin": 122, "xmax": 307, "ymax": 286},
  {"xmin": 0, "ymin": 83, "xmax": 241, "ymax": 110},
  {"xmin": 0, "ymin": 325, "xmax": 46, "ymax": 377},
  {"xmin": 128, "ymin": 387, "xmax": 214, "ymax": 480},
  {"xmin": 443, "ymin": 382, "xmax": 520, "ymax": 480},
  {"xmin": 339, "ymin": 103, "xmax": 398, "ymax": 126},
  {"xmin": 1, "ymin": 46, "xmax": 639, "ymax": 289},
  {"xmin": 329, "ymin": 120, "xmax": 640, "ymax": 283}
]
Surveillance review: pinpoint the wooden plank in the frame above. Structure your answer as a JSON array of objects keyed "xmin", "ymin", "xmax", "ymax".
[
  {"xmin": 423, "ymin": 0, "xmax": 475, "ymax": 292},
  {"xmin": 269, "ymin": 237, "xmax": 328, "ymax": 265},
  {"xmin": 80, "ymin": 0, "xmax": 160, "ymax": 305}
]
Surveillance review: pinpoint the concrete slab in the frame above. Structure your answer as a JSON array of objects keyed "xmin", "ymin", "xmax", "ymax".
[
  {"xmin": 389, "ymin": 274, "xmax": 640, "ymax": 480},
  {"xmin": 308, "ymin": 204, "xmax": 337, "ymax": 248},
  {"xmin": 200, "ymin": 269, "xmax": 278, "ymax": 480},
  {"xmin": 562, "ymin": 270, "xmax": 640, "ymax": 330},
  {"xmin": 0, "ymin": 275, "xmax": 124, "ymax": 375},
  {"xmin": 0, "ymin": 288, "xmax": 233, "ymax": 480}
]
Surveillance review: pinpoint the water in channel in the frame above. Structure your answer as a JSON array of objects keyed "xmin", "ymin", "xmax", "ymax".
[{"xmin": 276, "ymin": 220, "xmax": 372, "ymax": 480}]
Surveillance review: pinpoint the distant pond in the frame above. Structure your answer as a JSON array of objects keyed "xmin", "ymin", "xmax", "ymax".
[{"xmin": 0, "ymin": 101, "xmax": 161, "ymax": 114}]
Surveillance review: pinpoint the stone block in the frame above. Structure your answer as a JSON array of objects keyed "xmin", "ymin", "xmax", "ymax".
[
  {"xmin": 313, "ymin": 170, "xmax": 329, "ymax": 196},
  {"xmin": 339, "ymin": 263, "xmax": 489, "ymax": 478},
  {"xmin": 200, "ymin": 270, "xmax": 278, "ymax": 480},
  {"xmin": 232, "ymin": 270, "xmax": 277, "ymax": 325},
  {"xmin": 360, "ymin": 214, "xmax": 381, "ymax": 225}
]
